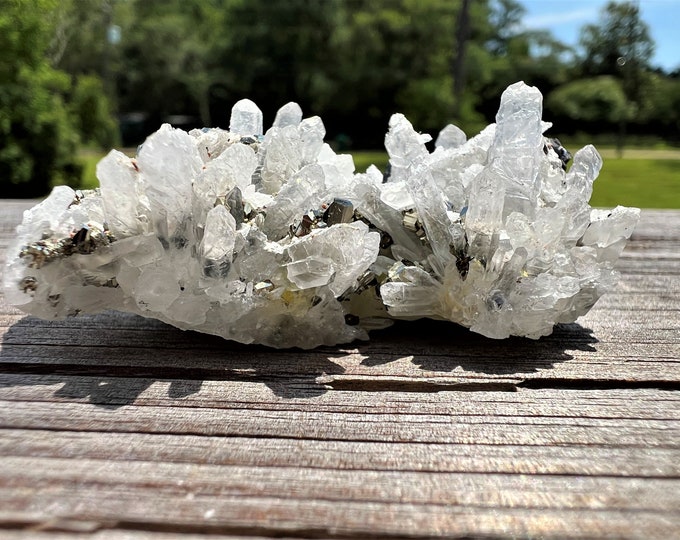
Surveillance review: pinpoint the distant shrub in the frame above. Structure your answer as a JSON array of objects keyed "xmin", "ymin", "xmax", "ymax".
[
  {"xmin": 0, "ymin": 0, "xmax": 121, "ymax": 197},
  {"xmin": 70, "ymin": 74, "xmax": 120, "ymax": 150},
  {"xmin": 545, "ymin": 76, "xmax": 631, "ymax": 133},
  {"xmin": 0, "ymin": 65, "xmax": 82, "ymax": 197}
]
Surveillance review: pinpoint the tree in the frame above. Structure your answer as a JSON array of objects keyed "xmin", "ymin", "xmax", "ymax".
[
  {"xmin": 486, "ymin": 0, "xmax": 526, "ymax": 56},
  {"xmin": 0, "ymin": 0, "xmax": 81, "ymax": 197},
  {"xmin": 545, "ymin": 76, "xmax": 631, "ymax": 132},
  {"xmin": 330, "ymin": 0, "xmax": 455, "ymax": 138},
  {"xmin": 634, "ymin": 74, "xmax": 680, "ymax": 142},
  {"xmin": 49, "ymin": 0, "xmax": 117, "ymax": 76},
  {"xmin": 474, "ymin": 1, "xmax": 571, "ymax": 123},
  {"xmin": 580, "ymin": 1, "xmax": 654, "ymax": 78},
  {"xmin": 45, "ymin": 0, "xmax": 637, "ymax": 151},
  {"xmin": 213, "ymin": 0, "xmax": 341, "ymax": 127},
  {"xmin": 325, "ymin": 0, "xmax": 495, "ymax": 142},
  {"xmin": 117, "ymin": 0, "xmax": 222, "ymax": 130},
  {"xmin": 49, "ymin": 0, "xmax": 129, "ymax": 116},
  {"xmin": 452, "ymin": 0, "xmax": 471, "ymax": 118},
  {"xmin": 70, "ymin": 74, "xmax": 119, "ymax": 148},
  {"xmin": 579, "ymin": 1, "xmax": 655, "ymax": 152}
]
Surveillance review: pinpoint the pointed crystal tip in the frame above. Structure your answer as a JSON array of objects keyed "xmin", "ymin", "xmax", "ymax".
[{"xmin": 230, "ymin": 99, "xmax": 263, "ymax": 136}]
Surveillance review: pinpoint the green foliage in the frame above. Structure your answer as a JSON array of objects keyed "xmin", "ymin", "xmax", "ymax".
[
  {"xmin": 577, "ymin": 1, "xmax": 655, "ymax": 145},
  {"xmin": 336, "ymin": 0, "xmax": 464, "ymax": 132},
  {"xmin": 323, "ymin": 0, "xmax": 494, "ymax": 141},
  {"xmin": 475, "ymin": 5, "xmax": 572, "ymax": 122},
  {"xmin": 49, "ymin": 0, "xmax": 115, "ymax": 75},
  {"xmin": 633, "ymin": 74, "xmax": 680, "ymax": 140},
  {"xmin": 0, "ymin": 0, "xmax": 82, "ymax": 197},
  {"xmin": 70, "ymin": 74, "xmax": 119, "ymax": 148},
  {"xmin": 117, "ymin": 0, "xmax": 218, "ymax": 126},
  {"xmin": 102, "ymin": 0, "xmax": 512, "ymax": 145},
  {"xmin": 0, "ymin": 0, "xmax": 54, "ymax": 76},
  {"xmin": 396, "ymin": 76, "xmax": 455, "ymax": 131},
  {"xmin": 546, "ymin": 76, "xmax": 631, "ymax": 127},
  {"xmin": 0, "ymin": 0, "xmax": 123, "ymax": 196},
  {"xmin": 215, "ymin": 0, "xmax": 339, "ymax": 117},
  {"xmin": 49, "ymin": 0, "xmax": 674, "ymax": 149},
  {"xmin": 580, "ymin": 1, "xmax": 654, "ymax": 79},
  {"xmin": 4, "ymin": 0, "xmax": 679, "ymax": 197}
]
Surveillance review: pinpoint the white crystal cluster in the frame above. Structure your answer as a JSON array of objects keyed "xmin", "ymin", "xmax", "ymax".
[{"xmin": 3, "ymin": 82, "xmax": 639, "ymax": 348}]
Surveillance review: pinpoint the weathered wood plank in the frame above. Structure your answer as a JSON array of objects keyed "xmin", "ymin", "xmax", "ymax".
[
  {"xmin": 628, "ymin": 209, "xmax": 680, "ymax": 240},
  {"xmin": 1, "ymin": 398, "xmax": 679, "ymax": 447},
  {"xmin": 2, "ymin": 456, "xmax": 679, "ymax": 516},
  {"xmin": 1, "ymin": 315, "xmax": 678, "ymax": 385},
  {"xmin": 1, "ymin": 375, "xmax": 679, "ymax": 419},
  {"xmin": 2, "ymin": 427, "xmax": 679, "ymax": 477},
  {"xmin": 6, "ymin": 453, "xmax": 679, "ymax": 505},
  {"xmin": 0, "ymin": 534, "xmax": 264, "ymax": 540},
  {"xmin": 1, "ymin": 201, "xmax": 679, "ymax": 539},
  {"xmin": 0, "ymin": 534, "xmax": 269, "ymax": 540},
  {"xmin": 1, "ymin": 488, "xmax": 679, "ymax": 539}
]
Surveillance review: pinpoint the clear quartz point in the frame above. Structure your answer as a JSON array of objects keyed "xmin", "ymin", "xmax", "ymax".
[
  {"xmin": 230, "ymin": 98, "xmax": 263, "ymax": 136},
  {"xmin": 273, "ymin": 102, "xmax": 303, "ymax": 128},
  {"xmin": 3, "ymin": 83, "xmax": 639, "ymax": 348},
  {"xmin": 435, "ymin": 124, "xmax": 467, "ymax": 150}
]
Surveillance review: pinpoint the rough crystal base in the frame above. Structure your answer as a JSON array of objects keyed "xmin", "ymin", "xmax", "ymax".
[{"xmin": 3, "ymin": 83, "xmax": 639, "ymax": 348}]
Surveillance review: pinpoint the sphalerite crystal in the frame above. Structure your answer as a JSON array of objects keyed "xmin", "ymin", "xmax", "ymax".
[{"xmin": 3, "ymin": 83, "xmax": 639, "ymax": 348}]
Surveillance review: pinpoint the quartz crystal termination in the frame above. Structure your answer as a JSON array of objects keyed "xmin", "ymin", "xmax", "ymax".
[{"xmin": 3, "ymin": 82, "xmax": 639, "ymax": 348}]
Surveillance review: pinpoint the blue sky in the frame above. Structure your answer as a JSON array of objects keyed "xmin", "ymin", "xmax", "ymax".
[{"xmin": 517, "ymin": 0, "xmax": 680, "ymax": 72}]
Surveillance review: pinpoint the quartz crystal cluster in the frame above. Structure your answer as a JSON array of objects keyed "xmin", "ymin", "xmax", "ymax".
[{"xmin": 3, "ymin": 82, "xmax": 639, "ymax": 348}]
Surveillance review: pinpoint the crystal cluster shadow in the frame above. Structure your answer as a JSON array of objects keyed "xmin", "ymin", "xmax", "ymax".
[{"xmin": 0, "ymin": 310, "xmax": 597, "ymax": 408}]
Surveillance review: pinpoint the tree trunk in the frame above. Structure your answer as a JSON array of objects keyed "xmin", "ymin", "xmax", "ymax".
[{"xmin": 452, "ymin": 0, "xmax": 471, "ymax": 119}]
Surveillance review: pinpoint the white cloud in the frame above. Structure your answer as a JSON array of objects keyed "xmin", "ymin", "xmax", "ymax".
[{"xmin": 523, "ymin": 7, "xmax": 598, "ymax": 29}]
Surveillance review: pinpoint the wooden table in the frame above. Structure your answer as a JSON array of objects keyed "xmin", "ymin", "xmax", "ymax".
[{"xmin": 1, "ymin": 199, "xmax": 678, "ymax": 539}]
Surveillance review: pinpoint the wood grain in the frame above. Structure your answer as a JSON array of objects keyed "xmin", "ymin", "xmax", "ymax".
[{"xmin": 0, "ymin": 200, "xmax": 679, "ymax": 539}]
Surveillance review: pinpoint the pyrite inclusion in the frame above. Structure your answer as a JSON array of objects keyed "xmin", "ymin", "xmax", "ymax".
[{"xmin": 3, "ymin": 82, "xmax": 639, "ymax": 348}]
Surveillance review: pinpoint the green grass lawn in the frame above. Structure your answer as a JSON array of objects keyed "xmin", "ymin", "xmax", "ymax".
[
  {"xmin": 594, "ymin": 158, "xmax": 680, "ymax": 208},
  {"xmin": 352, "ymin": 151, "xmax": 389, "ymax": 174},
  {"xmin": 77, "ymin": 150, "xmax": 103, "ymax": 191},
  {"xmin": 77, "ymin": 147, "xmax": 680, "ymax": 209}
]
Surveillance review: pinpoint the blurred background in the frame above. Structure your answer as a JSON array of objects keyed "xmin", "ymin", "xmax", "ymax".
[{"xmin": 1, "ymin": 0, "xmax": 678, "ymax": 207}]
